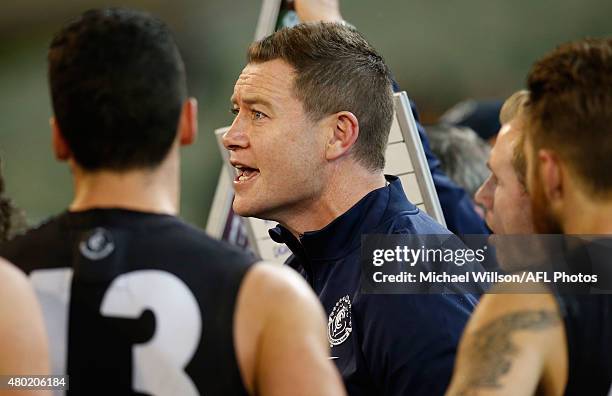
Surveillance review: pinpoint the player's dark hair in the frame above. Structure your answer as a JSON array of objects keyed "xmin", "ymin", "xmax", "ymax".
[
  {"xmin": 248, "ymin": 22, "xmax": 394, "ymax": 171},
  {"xmin": 48, "ymin": 8, "xmax": 187, "ymax": 171},
  {"xmin": 526, "ymin": 38, "xmax": 612, "ymax": 196}
]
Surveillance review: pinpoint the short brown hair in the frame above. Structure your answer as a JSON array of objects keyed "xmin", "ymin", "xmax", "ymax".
[
  {"xmin": 500, "ymin": 90, "xmax": 529, "ymax": 187},
  {"xmin": 526, "ymin": 38, "xmax": 612, "ymax": 197},
  {"xmin": 248, "ymin": 22, "xmax": 394, "ymax": 171}
]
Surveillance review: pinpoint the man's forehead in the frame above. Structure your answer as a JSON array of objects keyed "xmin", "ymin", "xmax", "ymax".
[
  {"xmin": 232, "ymin": 60, "xmax": 296, "ymax": 102},
  {"xmin": 491, "ymin": 123, "xmax": 519, "ymax": 168},
  {"xmin": 498, "ymin": 120, "xmax": 524, "ymax": 146}
]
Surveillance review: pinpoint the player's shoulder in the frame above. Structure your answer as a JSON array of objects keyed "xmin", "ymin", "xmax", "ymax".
[
  {"xmin": 0, "ymin": 257, "xmax": 38, "ymax": 310},
  {"xmin": 0, "ymin": 257, "xmax": 50, "ymax": 375},
  {"xmin": 0, "ymin": 257, "xmax": 29, "ymax": 292},
  {"xmin": 237, "ymin": 262, "xmax": 324, "ymax": 327},
  {"xmin": 240, "ymin": 263, "xmax": 315, "ymax": 303},
  {"xmin": 2, "ymin": 212, "xmax": 64, "ymax": 244},
  {"xmin": 0, "ymin": 212, "xmax": 66, "ymax": 264},
  {"xmin": 233, "ymin": 263, "xmax": 331, "ymax": 395},
  {"xmin": 0, "ymin": 257, "xmax": 44, "ymax": 327}
]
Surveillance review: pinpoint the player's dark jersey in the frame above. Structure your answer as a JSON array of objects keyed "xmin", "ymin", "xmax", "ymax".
[
  {"xmin": 556, "ymin": 294, "xmax": 612, "ymax": 395},
  {"xmin": 0, "ymin": 208, "xmax": 255, "ymax": 396},
  {"xmin": 553, "ymin": 238, "xmax": 612, "ymax": 396}
]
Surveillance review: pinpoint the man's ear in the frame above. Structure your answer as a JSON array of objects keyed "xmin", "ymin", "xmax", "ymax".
[
  {"xmin": 178, "ymin": 98, "xmax": 198, "ymax": 146},
  {"xmin": 325, "ymin": 111, "xmax": 359, "ymax": 161},
  {"xmin": 538, "ymin": 149, "xmax": 563, "ymax": 203},
  {"xmin": 51, "ymin": 117, "xmax": 71, "ymax": 161}
]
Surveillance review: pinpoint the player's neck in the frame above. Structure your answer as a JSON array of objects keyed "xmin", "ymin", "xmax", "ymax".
[
  {"xmin": 279, "ymin": 165, "xmax": 386, "ymax": 238},
  {"xmin": 562, "ymin": 194, "xmax": 612, "ymax": 234},
  {"xmin": 69, "ymin": 155, "xmax": 180, "ymax": 215}
]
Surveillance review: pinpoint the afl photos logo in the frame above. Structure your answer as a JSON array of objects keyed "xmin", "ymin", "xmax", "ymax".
[{"xmin": 328, "ymin": 295, "xmax": 353, "ymax": 347}]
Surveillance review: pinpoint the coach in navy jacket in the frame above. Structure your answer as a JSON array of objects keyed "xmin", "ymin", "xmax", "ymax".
[
  {"xmin": 225, "ymin": 23, "xmax": 478, "ymax": 395},
  {"xmin": 270, "ymin": 176, "xmax": 478, "ymax": 395}
]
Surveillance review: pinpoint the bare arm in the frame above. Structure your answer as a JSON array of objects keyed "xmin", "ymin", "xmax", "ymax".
[
  {"xmin": 446, "ymin": 293, "xmax": 567, "ymax": 396},
  {"xmin": 0, "ymin": 259, "xmax": 50, "ymax": 396},
  {"xmin": 235, "ymin": 262, "xmax": 345, "ymax": 396}
]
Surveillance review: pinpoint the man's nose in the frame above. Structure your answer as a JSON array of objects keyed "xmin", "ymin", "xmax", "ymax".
[{"xmin": 223, "ymin": 117, "xmax": 249, "ymax": 151}]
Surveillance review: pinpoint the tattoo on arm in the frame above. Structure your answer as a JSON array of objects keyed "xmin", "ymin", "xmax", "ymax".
[{"xmin": 455, "ymin": 309, "xmax": 561, "ymax": 396}]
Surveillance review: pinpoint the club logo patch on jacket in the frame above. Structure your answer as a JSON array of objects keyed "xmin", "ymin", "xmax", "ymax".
[{"xmin": 328, "ymin": 295, "xmax": 353, "ymax": 347}]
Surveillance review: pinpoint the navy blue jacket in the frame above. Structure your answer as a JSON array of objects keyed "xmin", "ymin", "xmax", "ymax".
[{"xmin": 270, "ymin": 176, "xmax": 478, "ymax": 396}]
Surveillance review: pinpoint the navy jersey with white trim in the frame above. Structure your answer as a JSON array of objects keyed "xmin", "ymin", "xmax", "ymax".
[
  {"xmin": 0, "ymin": 209, "xmax": 255, "ymax": 396},
  {"xmin": 270, "ymin": 175, "xmax": 479, "ymax": 396}
]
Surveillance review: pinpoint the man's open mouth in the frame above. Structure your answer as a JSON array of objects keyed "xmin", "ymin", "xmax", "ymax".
[{"xmin": 234, "ymin": 165, "xmax": 260, "ymax": 183}]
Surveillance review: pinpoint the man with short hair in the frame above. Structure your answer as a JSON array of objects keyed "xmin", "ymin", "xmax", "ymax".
[
  {"xmin": 475, "ymin": 90, "xmax": 534, "ymax": 234},
  {"xmin": 446, "ymin": 38, "xmax": 612, "ymax": 396},
  {"xmin": 225, "ymin": 22, "xmax": 478, "ymax": 395},
  {"xmin": 290, "ymin": 0, "xmax": 489, "ymax": 236},
  {"xmin": 0, "ymin": 8, "xmax": 344, "ymax": 396}
]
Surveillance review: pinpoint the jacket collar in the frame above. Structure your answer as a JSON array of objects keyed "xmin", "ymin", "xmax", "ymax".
[{"xmin": 269, "ymin": 175, "xmax": 416, "ymax": 262}]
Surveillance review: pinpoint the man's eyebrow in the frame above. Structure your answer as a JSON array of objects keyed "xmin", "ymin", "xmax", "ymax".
[{"xmin": 230, "ymin": 95, "xmax": 273, "ymax": 108}]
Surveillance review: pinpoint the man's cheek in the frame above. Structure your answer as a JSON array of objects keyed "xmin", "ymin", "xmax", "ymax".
[{"xmin": 486, "ymin": 213, "xmax": 497, "ymax": 233}]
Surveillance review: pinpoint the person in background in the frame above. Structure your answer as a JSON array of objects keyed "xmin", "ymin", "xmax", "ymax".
[
  {"xmin": 446, "ymin": 38, "xmax": 612, "ymax": 396},
  {"xmin": 225, "ymin": 20, "xmax": 478, "ymax": 396},
  {"xmin": 474, "ymin": 90, "xmax": 534, "ymax": 234},
  {"xmin": 440, "ymin": 99, "xmax": 503, "ymax": 147},
  {"xmin": 0, "ymin": 9, "xmax": 344, "ymax": 396},
  {"xmin": 426, "ymin": 124, "xmax": 490, "ymax": 200},
  {"xmin": 292, "ymin": 0, "xmax": 489, "ymax": 236}
]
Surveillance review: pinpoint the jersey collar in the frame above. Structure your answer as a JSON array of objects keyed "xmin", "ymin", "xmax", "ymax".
[{"xmin": 269, "ymin": 175, "xmax": 414, "ymax": 262}]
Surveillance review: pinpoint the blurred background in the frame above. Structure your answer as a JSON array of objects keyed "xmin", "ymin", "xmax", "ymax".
[{"xmin": 1, "ymin": 0, "xmax": 610, "ymax": 228}]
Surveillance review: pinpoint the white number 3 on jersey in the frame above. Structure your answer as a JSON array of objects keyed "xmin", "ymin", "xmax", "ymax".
[{"xmin": 31, "ymin": 269, "xmax": 202, "ymax": 396}]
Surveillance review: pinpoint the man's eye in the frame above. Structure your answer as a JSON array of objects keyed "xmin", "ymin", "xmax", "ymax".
[
  {"xmin": 252, "ymin": 110, "xmax": 266, "ymax": 120},
  {"xmin": 230, "ymin": 108, "xmax": 239, "ymax": 116}
]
